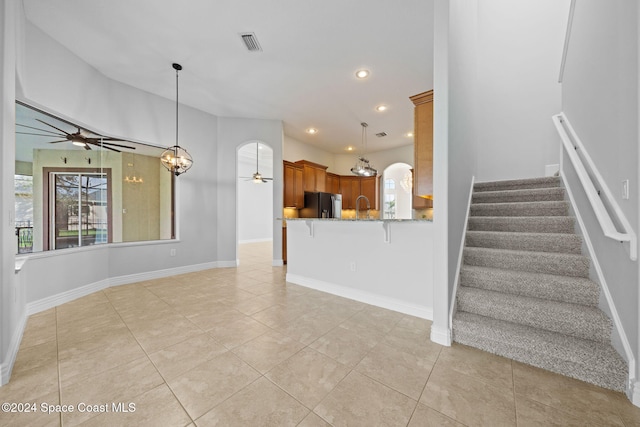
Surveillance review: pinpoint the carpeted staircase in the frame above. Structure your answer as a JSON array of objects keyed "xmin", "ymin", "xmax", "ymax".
[{"xmin": 452, "ymin": 176, "xmax": 628, "ymax": 392}]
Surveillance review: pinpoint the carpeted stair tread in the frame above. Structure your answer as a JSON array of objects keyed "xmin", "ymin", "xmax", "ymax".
[
  {"xmin": 460, "ymin": 265, "xmax": 599, "ymax": 306},
  {"xmin": 467, "ymin": 216, "xmax": 575, "ymax": 234},
  {"xmin": 454, "ymin": 176, "xmax": 626, "ymax": 392},
  {"xmin": 472, "ymin": 187, "xmax": 565, "ymax": 204},
  {"xmin": 464, "ymin": 247, "xmax": 590, "ymax": 277},
  {"xmin": 457, "ymin": 286, "xmax": 612, "ymax": 343},
  {"xmin": 474, "ymin": 176, "xmax": 561, "ymax": 192},
  {"xmin": 465, "ymin": 230, "xmax": 582, "ymax": 254},
  {"xmin": 470, "ymin": 201, "xmax": 569, "ymax": 217},
  {"xmin": 452, "ymin": 312, "xmax": 627, "ymax": 392}
]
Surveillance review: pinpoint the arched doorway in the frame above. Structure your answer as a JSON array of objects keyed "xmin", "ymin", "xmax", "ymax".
[
  {"xmin": 382, "ymin": 163, "xmax": 413, "ymax": 219},
  {"xmin": 237, "ymin": 141, "xmax": 273, "ymax": 264}
]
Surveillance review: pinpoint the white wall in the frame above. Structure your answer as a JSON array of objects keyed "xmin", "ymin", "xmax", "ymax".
[
  {"xmin": 382, "ymin": 163, "xmax": 412, "ymax": 219},
  {"xmin": 238, "ymin": 142, "xmax": 273, "ymax": 243},
  {"xmin": 2, "ymin": 8, "xmax": 287, "ymax": 383},
  {"xmin": 474, "ymin": 0, "xmax": 568, "ymax": 182},
  {"xmin": 560, "ymin": 0, "xmax": 639, "ymax": 398},
  {"xmin": 334, "ymin": 144, "xmax": 413, "ymax": 176},
  {"xmin": 283, "ymin": 135, "xmax": 335, "ymax": 171},
  {"xmin": 287, "ymin": 220, "xmax": 433, "ymax": 319},
  {"xmin": 432, "ymin": 0, "xmax": 570, "ymax": 345},
  {"xmin": 1, "ymin": 0, "xmax": 25, "ymax": 385},
  {"xmin": 217, "ymin": 117, "xmax": 283, "ymax": 265}
]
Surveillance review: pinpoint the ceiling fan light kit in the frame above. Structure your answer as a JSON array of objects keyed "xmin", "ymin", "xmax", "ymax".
[{"xmin": 161, "ymin": 63, "xmax": 194, "ymax": 176}]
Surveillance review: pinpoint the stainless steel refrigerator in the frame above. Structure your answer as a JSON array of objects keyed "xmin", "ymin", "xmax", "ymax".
[{"xmin": 299, "ymin": 192, "xmax": 342, "ymax": 218}]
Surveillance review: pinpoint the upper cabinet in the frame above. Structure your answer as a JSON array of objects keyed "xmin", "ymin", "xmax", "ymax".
[
  {"xmin": 410, "ymin": 90, "xmax": 434, "ymax": 209},
  {"xmin": 283, "ymin": 161, "xmax": 304, "ymax": 208},
  {"xmin": 296, "ymin": 160, "xmax": 327, "ymax": 192},
  {"xmin": 326, "ymin": 172, "xmax": 341, "ymax": 195}
]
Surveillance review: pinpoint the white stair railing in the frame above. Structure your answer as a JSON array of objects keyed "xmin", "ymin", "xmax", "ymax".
[{"xmin": 553, "ymin": 112, "xmax": 637, "ymax": 261}]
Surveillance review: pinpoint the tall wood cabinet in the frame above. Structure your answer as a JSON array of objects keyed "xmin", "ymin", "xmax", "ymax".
[
  {"xmin": 296, "ymin": 160, "xmax": 327, "ymax": 192},
  {"xmin": 283, "ymin": 161, "xmax": 304, "ymax": 208},
  {"xmin": 410, "ymin": 90, "xmax": 434, "ymax": 209}
]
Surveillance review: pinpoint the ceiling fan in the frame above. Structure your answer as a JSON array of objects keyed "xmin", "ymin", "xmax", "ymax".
[
  {"xmin": 16, "ymin": 119, "xmax": 136, "ymax": 152},
  {"xmin": 240, "ymin": 142, "xmax": 272, "ymax": 183}
]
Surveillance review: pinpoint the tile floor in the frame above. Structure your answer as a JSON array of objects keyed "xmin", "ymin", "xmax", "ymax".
[{"xmin": 2, "ymin": 241, "xmax": 640, "ymax": 426}]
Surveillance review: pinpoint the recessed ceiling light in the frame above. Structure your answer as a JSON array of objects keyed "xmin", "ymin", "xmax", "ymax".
[
  {"xmin": 306, "ymin": 128, "xmax": 318, "ymax": 134},
  {"xmin": 346, "ymin": 146, "xmax": 354, "ymax": 151},
  {"xmin": 375, "ymin": 105, "xmax": 388, "ymax": 112},
  {"xmin": 355, "ymin": 69, "xmax": 370, "ymax": 79},
  {"xmin": 406, "ymin": 132, "xmax": 414, "ymax": 137}
]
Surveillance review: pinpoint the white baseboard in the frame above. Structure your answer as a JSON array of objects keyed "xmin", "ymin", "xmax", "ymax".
[
  {"xmin": 286, "ymin": 273, "xmax": 432, "ymax": 320},
  {"xmin": 0, "ymin": 313, "xmax": 27, "ymax": 386},
  {"xmin": 27, "ymin": 279, "xmax": 111, "ymax": 315},
  {"xmin": 218, "ymin": 260, "xmax": 238, "ymax": 268},
  {"xmin": 272, "ymin": 259, "xmax": 284, "ymax": 267},
  {"xmin": 430, "ymin": 324, "xmax": 452, "ymax": 346},
  {"xmin": 239, "ymin": 238, "xmax": 273, "ymax": 244},
  {"xmin": 630, "ymin": 380, "xmax": 640, "ymax": 408},
  {"xmin": 27, "ymin": 261, "xmax": 219, "ymax": 316},
  {"xmin": 108, "ymin": 261, "xmax": 218, "ymax": 287}
]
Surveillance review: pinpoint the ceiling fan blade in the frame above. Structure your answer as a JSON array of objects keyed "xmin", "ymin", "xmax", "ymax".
[
  {"xmin": 48, "ymin": 139, "xmax": 71, "ymax": 144},
  {"xmin": 262, "ymin": 177, "xmax": 273, "ymax": 180},
  {"xmin": 36, "ymin": 119, "xmax": 71, "ymax": 136},
  {"xmin": 16, "ymin": 123, "xmax": 65, "ymax": 136},
  {"xmin": 84, "ymin": 144, "xmax": 92, "ymax": 150},
  {"xmin": 16, "ymin": 131, "xmax": 68, "ymax": 137},
  {"xmin": 93, "ymin": 143, "xmax": 121, "ymax": 153},
  {"xmin": 95, "ymin": 141, "xmax": 136, "ymax": 150}
]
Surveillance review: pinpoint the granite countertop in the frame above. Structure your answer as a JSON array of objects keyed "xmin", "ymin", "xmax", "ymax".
[{"xmin": 279, "ymin": 218, "xmax": 432, "ymax": 223}]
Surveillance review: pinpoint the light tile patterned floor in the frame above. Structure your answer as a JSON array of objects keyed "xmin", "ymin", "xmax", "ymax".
[{"xmin": 1, "ymin": 241, "xmax": 640, "ymax": 426}]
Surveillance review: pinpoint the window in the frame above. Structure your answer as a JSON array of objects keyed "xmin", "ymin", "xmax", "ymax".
[
  {"xmin": 15, "ymin": 101, "xmax": 174, "ymax": 254},
  {"xmin": 49, "ymin": 171, "xmax": 110, "ymax": 249},
  {"xmin": 384, "ymin": 194, "xmax": 396, "ymax": 219},
  {"xmin": 384, "ymin": 178, "xmax": 395, "ymax": 190},
  {"xmin": 15, "ymin": 174, "xmax": 33, "ymax": 253}
]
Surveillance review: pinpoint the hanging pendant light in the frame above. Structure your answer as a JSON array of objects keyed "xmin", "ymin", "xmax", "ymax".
[
  {"xmin": 350, "ymin": 122, "xmax": 377, "ymax": 177},
  {"xmin": 161, "ymin": 63, "xmax": 193, "ymax": 176}
]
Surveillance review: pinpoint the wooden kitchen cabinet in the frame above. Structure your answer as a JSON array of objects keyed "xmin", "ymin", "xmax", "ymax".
[
  {"xmin": 361, "ymin": 176, "xmax": 379, "ymax": 210},
  {"xmin": 410, "ymin": 90, "xmax": 434, "ymax": 209},
  {"xmin": 296, "ymin": 160, "xmax": 327, "ymax": 192},
  {"xmin": 326, "ymin": 173, "xmax": 341, "ymax": 195},
  {"xmin": 283, "ymin": 161, "xmax": 304, "ymax": 208},
  {"xmin": 339, "ymin": 176, "xmax": 356, "ymax": 209}
]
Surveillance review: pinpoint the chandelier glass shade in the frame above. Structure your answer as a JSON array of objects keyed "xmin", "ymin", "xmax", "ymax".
[
  {"xmin": 161, "ymin": 63, "xmax": 193, "ymax": 176},
  {"xmin": 161, "ymin": 145, "xmax": 193, "ymax": 176},
  {"xmin": 350, "ymin": 122, "xmax": 377, "ymax": 177}
]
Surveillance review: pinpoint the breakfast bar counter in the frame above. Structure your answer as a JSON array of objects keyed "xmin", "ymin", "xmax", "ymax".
[{"xmin": 283, "ymin": 218, "xmax": 433, "ymax": 319}]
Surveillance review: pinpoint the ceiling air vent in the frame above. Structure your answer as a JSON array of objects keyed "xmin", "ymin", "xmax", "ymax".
[
  {"xmin": 375, "ymin": 132, "xmax": 387, "ymax": 137},
  {"xmin": 240, "ymin": 32, "xmax": 263, "ymax": 52}
]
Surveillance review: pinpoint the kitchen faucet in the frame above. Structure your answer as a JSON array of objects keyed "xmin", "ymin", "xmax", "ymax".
[{"xmin": 355, "ymin": 195, "xmax": 371, "ymax": 219}]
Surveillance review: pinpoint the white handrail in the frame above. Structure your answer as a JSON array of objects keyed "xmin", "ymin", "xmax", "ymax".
[
  {"xmin": 558, "ymin": 0, "xmax": 576, "ymax": 83},
  {"xmin": 553, "ymin": 113, "xmax": 637, "ymax": 260}
]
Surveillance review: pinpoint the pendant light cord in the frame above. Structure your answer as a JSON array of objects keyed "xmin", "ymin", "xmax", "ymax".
[{"xmin": 175, "ymin": 67, "xmax": 179, "ymax": 157}]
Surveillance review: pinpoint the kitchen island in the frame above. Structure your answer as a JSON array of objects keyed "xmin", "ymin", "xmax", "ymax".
[{"xmin": 284, "ymin": 218, "xmax": 433, "ymax": 319}]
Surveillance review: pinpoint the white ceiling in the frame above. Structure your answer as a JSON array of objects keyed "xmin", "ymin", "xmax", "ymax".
[{"xmin": 22, "ymin": 0, "xmax": 434, "ymax": 154}]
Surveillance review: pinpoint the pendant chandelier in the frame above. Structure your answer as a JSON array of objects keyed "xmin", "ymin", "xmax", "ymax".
[
  {"xmin": 161, "ymin": 63, "xmax": 193, "ymax": 176},
  {"xmin": 350, "ymin": 122, "xmax": 377, "ymax": 177}
]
